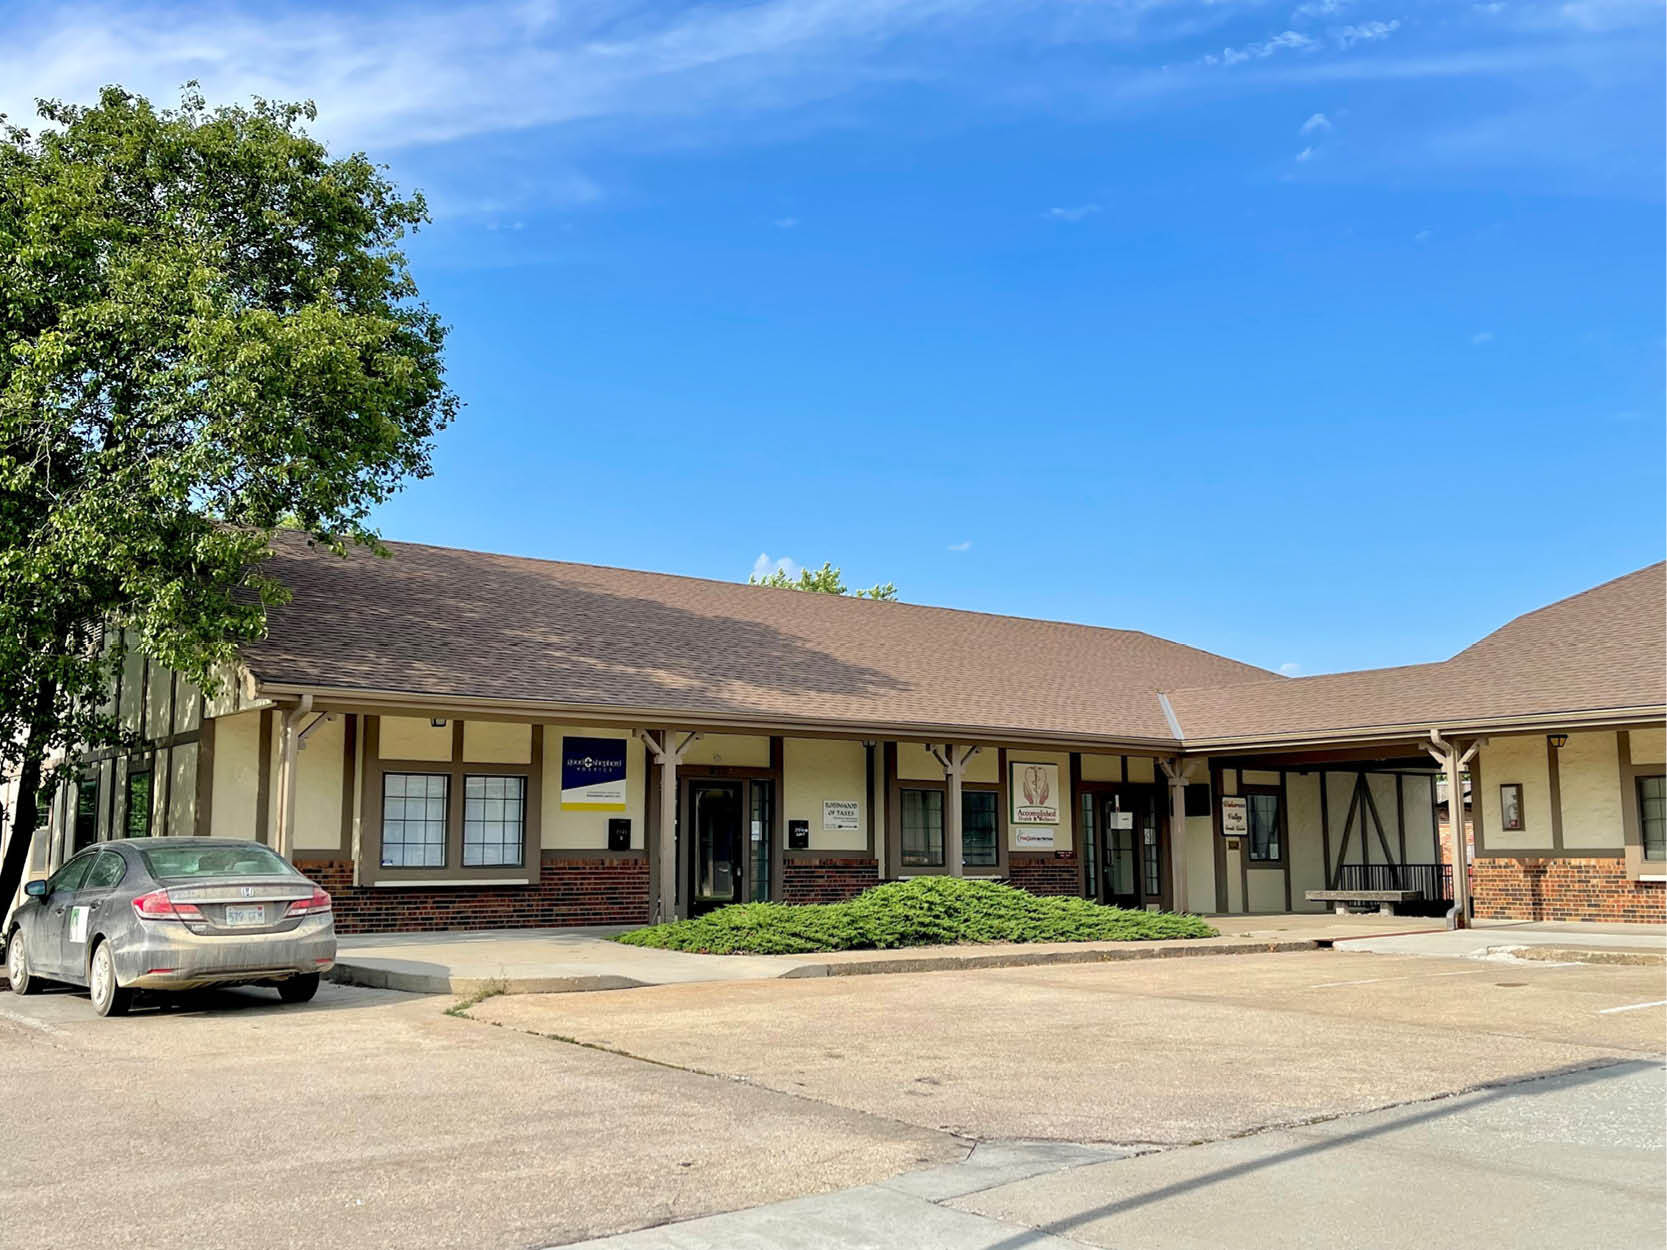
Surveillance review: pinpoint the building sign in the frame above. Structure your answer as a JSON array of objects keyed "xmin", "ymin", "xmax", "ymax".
[
  {"xmin": 1010, "ymin": 761, "xmax": 1060, "ymax": 826},
  {"xmin": 560, "ymin": 736, "xmax": 628, "ymax": 810},
  {"xmin": 1015, "ymin": 827, "xmax": 1055, "ymax": 849},
  {"xmin": 1220, "ymin": 795, "xmax": 1249, "ymax": 838},
  {"xmin": 822, "ymin": 800, "xmax": 860, "ymax": 832}
]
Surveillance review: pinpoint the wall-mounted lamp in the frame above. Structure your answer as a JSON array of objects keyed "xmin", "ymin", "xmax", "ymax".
[
  {"xmin": 431, "ymin": 717, "xmax": 448, "ymax": 729},
  {"xmin": 1547, "ymin": 733, "xmax": 1568, "ymax": 749}
]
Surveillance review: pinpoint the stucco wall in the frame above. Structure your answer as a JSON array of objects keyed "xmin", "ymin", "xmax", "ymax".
[
  {"xmin": 208, "ymin": 710, "xmax": 262, "ymax": 839},
  {"xmin": 896, "ymin": 742, "xmax": 999, "ymax": 783},
  {"xmin": 1007, "ymin": 750, "xmax": 1072, "ymax": 852},
  {"xmin": 1287, "ymin": 771, "xmax": 1326, "ymax": 912},
  {"xmin": 682, "ymin": 733, "xmax": 770, "ymax": 768},
  {"xmin": 1479, "ymin": 735, "xmax": 1553, "ymax": 849},
  {"xmin": 541, "ymin": 726, "xmax": 645, "ymax": 850},
  {"xmin": 784, "ymin": 738, "xmax": 869, "ymax": 853},
  {"xmin": 1559, "ymin": 731, "xmax": 1623, "ymax": 849},
  {"xmin": 290, "ymin": 716, "xmax": 344, "ymax": 851}
]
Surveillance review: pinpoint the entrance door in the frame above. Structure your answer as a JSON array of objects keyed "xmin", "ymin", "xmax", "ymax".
[
  {"xmin": 1100, "ymin": 790, "xmax": 1164, "ymax": 910},
  {"xmin": 689, "ymin": 781, "xmax": 745, "ymax": 914}
]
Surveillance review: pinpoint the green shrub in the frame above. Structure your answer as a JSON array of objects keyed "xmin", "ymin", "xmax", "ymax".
[{"xmin": 615, "ymin": 877, "xmax": 1216, "ymax": 955}]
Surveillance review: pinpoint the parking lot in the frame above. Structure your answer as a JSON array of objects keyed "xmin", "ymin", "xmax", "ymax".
[{"xmin": 2, "ymin": 947, "xmax": 1662, "ymax": 1249}]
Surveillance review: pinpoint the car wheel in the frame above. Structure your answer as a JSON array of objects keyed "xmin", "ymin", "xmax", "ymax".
[
  {"xmin": 277, "ymin": 972, "xmax": 320, "ymax": 1004},
  {"xmin": 6, "ymin": 930, "xmax": 39, "ymax": 996},
  {"xmin": 88, "ymin": 941, "xmax": 132, "ymax": 1017}
]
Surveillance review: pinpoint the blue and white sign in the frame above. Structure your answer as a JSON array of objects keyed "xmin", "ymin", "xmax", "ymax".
[{"xmin": 561, "ymin": 736, "xmax": 629, "ymax": 811}]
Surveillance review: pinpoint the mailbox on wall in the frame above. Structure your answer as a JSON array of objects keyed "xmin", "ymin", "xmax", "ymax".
[
  {"xmin": 787, "ymin": 819, "xmax": 810, "ymax": 850},
  {"xmin": 607, "ymin": 818, "xmax": 631, "ymax": 851}
]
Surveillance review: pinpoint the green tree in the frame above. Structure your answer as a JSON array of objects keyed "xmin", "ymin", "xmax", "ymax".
[
  {"xmin": 0, "ymin": 85, "xmax": 456, "ymax": 911},
  {"xmin": 748, "ymin": 561, "xmax": 898, "ymax": 600}
]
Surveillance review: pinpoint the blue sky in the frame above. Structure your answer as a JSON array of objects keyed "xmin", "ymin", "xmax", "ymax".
[{"xmin": 8, "ymin": 0, "xmax": 1663, "ymax": 677}]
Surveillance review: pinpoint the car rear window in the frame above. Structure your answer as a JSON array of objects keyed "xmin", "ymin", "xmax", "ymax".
[{"xmin": 140, "ymin": 845, "xmax": 296, "ymax": 879}]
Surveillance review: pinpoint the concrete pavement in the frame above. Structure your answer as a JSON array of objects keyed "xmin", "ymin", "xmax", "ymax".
[
  {"xmin": 557, "ymin": 1063, "xmax": 1665, "ymax": 1250},
  {"xmin": 1337, "ymin": 918, "xmax": 1666, "ymax": 962}
]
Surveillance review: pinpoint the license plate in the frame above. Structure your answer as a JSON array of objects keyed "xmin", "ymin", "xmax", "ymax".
[{"xmin": 224, "ymin": 904, "xmax": 265, "ymax": 927}]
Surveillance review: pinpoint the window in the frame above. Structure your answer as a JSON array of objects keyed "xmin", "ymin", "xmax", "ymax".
[
  {"xmin": 125, "ymin": 771, "xmax": 153, "ymax": 838},
  {"xmin": 1183, "ymin": 783, "xmax": 1211, "ymax": 818},
  {"xmin": 142, "ymin": 844, "xmax": 295, "ymax": 879},
  {"xmin": 72, "ymin": 777, "xmax": 99, "ymax": 853},
  {"xmin": 900, "ymin": 788, "xmax": 944, "ymax": 867},
  {"xmin": 1638, "ymin": 776, "xmax": 1666, "ymax": 861},
  {"xmin": 382, "ymin": 773, "xmax": 449, "ymax": 867},
  {"xmin": 83, "ymin": 851, "xmax": 126, "ymax": 890},
  {"xmin": 1499, "ymin": 783, "xmax": 1525, "ymax": 832},
  {"xmin": 962, "ymin": 791, "xmax": 998, "ymax": 867},
  {"xmin": 1080, "ymin": 792, "xmax": 1098, "ymax": 900},
  {"xmin": 1247, "ymin": 792, "xmax": 1281, "ymax": 862},
  {"xmin": 47, "ymin": 854, "xmax": 95, "ymax": 894},
  {"xmin": 749, "ymin": 780, "xmax": 774, "ymax": 903},
  {"xmin": 463, "ymin": 775, "xmax": 525, "ymax": 867},
  {"xmin": 900, "ymin": 788, "xmax": 997, "ymax": 869}
]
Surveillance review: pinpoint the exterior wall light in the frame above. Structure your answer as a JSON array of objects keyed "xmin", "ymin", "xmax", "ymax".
[
  {"xmin": 1547, "ymin": 734, "xmax": 1568, "ymax": 749},
  {"xmin": 431, "ymin": 717, "xmax": 448, "ymax": 728}
]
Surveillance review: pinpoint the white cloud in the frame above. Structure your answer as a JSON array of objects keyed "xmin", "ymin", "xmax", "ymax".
[
  {"xmin": 1279, "ymin": 661, "xmax": 1304, "ymax": 676},
  {"xmin": 947, "ymin": 539, "xmax": 973, "ymax": 552},
  {"xmin": 772, "ymin": 216, "xmax": 800, "ymax": 229},
  {"xmin": 1295, "ymin": 145, "xmax": 1316, "ymax": 160},
  {"xmin": 751, "ymin": 552, "xmax": 801, "ymax": 580},
  {"xmin": 1045, "ymin": 203, "xmax": 1102, "ymax": 222},
  {"xmin": 1471, "ymin": 330, "xmax": 1494, "ymax": 344},
  {"xmin": 1414, "ymin": 228, "xmax": 1432, "ymax": 242},
  {"xmin": 1293, "ymin": 0, "xmax": 1352, "ymax": 17},
  {"xmin": 1202, "ymin": 30, "xmax": 1315, "ymax": 67},
  {"xmin": 1335, "ymin": 19, "xmax": 1402, "ymax": 48},
  {"xmin": 1300, "ymin": 111, "xmax": 1333, "ymax": 133}
]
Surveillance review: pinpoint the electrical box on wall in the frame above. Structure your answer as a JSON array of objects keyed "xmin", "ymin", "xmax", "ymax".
[
  {"xmin": 607, "ymin": 818, "xmax": 631, "ymax": 851},
  {"xmin": 788, "ymin": 819, "xmax": 810, "ymax": 850}
]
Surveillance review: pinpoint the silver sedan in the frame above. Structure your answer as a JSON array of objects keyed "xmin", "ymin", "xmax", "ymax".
[{"xmin": 4, "ymin": 837, "xmax": 336, "ymax": 1016}]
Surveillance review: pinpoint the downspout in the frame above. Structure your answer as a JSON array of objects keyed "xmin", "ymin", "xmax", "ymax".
[{"xmin": 1425, "ymin": 730, "xmax": 1484, "ymax": 930}]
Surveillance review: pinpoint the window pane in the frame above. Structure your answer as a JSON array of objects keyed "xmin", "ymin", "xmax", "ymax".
[
  {"xmin": 1080, "ymin": 792, "xmax": 1098, "ymax": 899},
  {"xmin": 1248, "ymin": 793, "xmax": 1281, "ymax": 862},
  {"xmin": 1640, "ymin": 775, "xmax": 1667, "ymax": 861},
  {"xmin": 141, "ymin": 845, "xmax": 293, "ymax": 878},
  {"xmin": 1500, "ymin": 784, "xmax": 1523, "ymax": 831},
  {"xmin": 962, "ymin": 791, "xmax": 998, "ymax": 867},
  {"xmin": 463, "ymin": 774, "xmax": 525, "ymax": 867},
  {"xmin": 126, "ymin": 772, "xmax": 153, "ymax": 838},
  {"xmin": 383, "ymin": 773, "xmax": 449, "ymax": 868},
  {"xmin": 901, "ymin": 789, "xmax": 944, "ymax": 867}
]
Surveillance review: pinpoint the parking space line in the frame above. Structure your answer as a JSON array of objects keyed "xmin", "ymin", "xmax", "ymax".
[
  {"xmin": 1597, "ymin": 999, "xmax": 1667, "ymax": 1015},
  {"xmin": 1309, "ymin": 969, "xmax": 1497, "ymax": 989}
]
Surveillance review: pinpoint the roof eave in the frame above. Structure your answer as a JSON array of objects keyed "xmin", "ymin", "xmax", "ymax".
[{"xmin": 1179, "ymin": 704, "xmax": 1667, "ymax": 755}]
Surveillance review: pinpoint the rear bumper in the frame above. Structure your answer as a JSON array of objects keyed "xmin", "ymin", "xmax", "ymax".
[{"xmin": 115, "ymin": 916, "xmax": 337, "ymax": 990}]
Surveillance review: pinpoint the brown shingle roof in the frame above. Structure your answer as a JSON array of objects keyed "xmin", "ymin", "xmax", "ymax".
[
  {"xmin": 241, "ymin": 534, "xmax": 1275, "ymax": 744},
  {"xmin": 1165, "ymin": 562, "xmax": 1667, "ymax": 745}
]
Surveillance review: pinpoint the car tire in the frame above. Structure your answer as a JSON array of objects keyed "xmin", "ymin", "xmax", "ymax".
[
  {"xmin": 6, "ymin": 930, "xmax": 40, "ymax": 996},
  {"xmin": 277, "ymin": 972, "xmax": 320, "ymax": 1004},
  {"xmin": 88, "ymin": 941, "xmax": 132, "ymax": 1018}
]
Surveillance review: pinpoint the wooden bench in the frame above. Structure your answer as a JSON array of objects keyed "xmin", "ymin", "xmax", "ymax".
[{"xmin": 1305, "ymin": 888, "xmax": 1422, "ymax": 916}]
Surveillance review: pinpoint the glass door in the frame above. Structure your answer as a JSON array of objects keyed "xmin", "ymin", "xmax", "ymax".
[
  {"xmin": 1102, "ymin": 795, "xmax": 1140, "ymax": 909},
  {"xmin": 689, "ymin": 781, "xmax": 745, "ymax": 914}
]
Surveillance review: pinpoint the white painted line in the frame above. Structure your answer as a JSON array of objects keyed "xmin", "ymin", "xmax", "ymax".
[
  {"xmin": 1310, "ymin": 969, "xmax": 1494, "ymax": 989},
  {"xmin": 1598, "ymin": 999, "xmax": 1667, "ymax": 1015}
]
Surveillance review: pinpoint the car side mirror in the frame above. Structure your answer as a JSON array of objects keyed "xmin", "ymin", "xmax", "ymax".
[{"xmin": 23, "ymin": 880, "xmax": 47, "ymax": 898}]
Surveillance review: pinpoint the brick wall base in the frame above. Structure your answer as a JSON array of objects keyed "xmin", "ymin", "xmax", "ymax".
[
  {"xmin": 1008, "ymin": 853, "xmax": 1081, "ymax": 897},
  {"xmin": 781, "ymin": 857, "xmax": 879, "ymax": 904},
  {"xmin": 296, "ymin": 855, "xmax": 651, "ymax": 935},
  {"xmin": 1469, "ymin": 856, "xmax": 1666, "ymax": 924}
]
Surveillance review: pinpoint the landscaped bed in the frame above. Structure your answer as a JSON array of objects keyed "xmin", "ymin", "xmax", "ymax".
[{"xmin": 614, "ymin": 876, "xmax": 1218, "ymax": 955}]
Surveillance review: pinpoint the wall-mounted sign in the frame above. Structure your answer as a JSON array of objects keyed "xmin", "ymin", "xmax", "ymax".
[
  {"xmin": 1010, "ymin": 761, "xmax": 1061, "ymax": 826},
  {"xmin": 822, "ymin": 800, "xmax": 860, "ymax": 832},
  {"xmin": 1015, "ymin": 827, "xmax": 1055, "ymax": 849},
  {"xmin": 1107, "ymin": 810, "xmax": 1135, "ymax": 831},
  {"xmin": 788, "ymin": 819, "xmax": 810, "ymax": 850},
  {"xmin": 1220, "ymin": 795, "xmax": 1248, "ymax": 838},
  {"xmin": 560, "ymin": 736, "xmax": 628, "ymax": 810}
]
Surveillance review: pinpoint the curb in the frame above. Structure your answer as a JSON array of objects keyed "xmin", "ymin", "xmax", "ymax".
[
  {"xmin": 331, "ymin": 937, "xmax": 1324, "ymax": 996},
  {"xmin": 1489, "ymin": 945, "xmax": 1665, "ymax": 967}
]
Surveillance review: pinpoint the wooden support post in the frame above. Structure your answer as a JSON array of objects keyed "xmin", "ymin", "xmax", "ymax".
[
  {"xmin": 1424, "ymin": 732, "xmax": 1483, "ymax": 930},
  {"xmin": 1160, "ymin": 757, "xmax": 1192, "ymax": 913},
  {"xmin": 637, "ymin": 728, "xmax": 701, "ymax": 923},
  {"xmin": 928, "ymin": 744, "xmax": 980, "ymax": 877}
]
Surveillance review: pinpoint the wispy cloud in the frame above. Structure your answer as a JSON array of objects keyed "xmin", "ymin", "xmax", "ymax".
[
  {"xmin": 947, "ymin": 539, "xmax": 973, "ymax": 552},
  {"xmin": 1414, "ymin": 228, "xmax": 1433, "ymax": 242},
  {"xmin": 1300, "ymin": 111, "xmax": 1333, "ymax": 133},
  {"xmin": 1045, "ymin": 203, "xmax": 1102, "ymax": 222},
  {"xmin": 772, "ymin": 216, "xmax": 800, "ymax": 229},
  {"xmin": 1295, "ymin": 145, "xmax": 1316, "ymax": 161},
  {"xmin": 1335, "ymin": 19, "xmax": 1402, "ymax": 49},
  {"xmin": 1279, "ymin": 661, "xmax": 1304, "ymax": 676},
  {"xmin": 1202, "ymin": 30, "xmax": 1315, "ymax": 67},
  {"xmin": 751, "ymin": 552, "xmax": 800, "ymax": 580},
  {"xmin": 1293, "ymin": 0, "xmax": 1353, "ymax": 17},
  {"xmin": 1471, "ymin": 330, "xmax": 1495, "ymax": 345}
]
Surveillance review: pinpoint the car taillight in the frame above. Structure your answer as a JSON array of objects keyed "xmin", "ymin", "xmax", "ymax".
[
  {"xmin": 131, "ymin": 890, "xmax": 204, "ymax": 921},
  {"xmin": 285, "ymin": 887, "xmax": 332, "ymax": 917}
]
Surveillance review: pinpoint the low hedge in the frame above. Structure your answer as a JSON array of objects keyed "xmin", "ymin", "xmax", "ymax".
[{"xmin": 614, "ymin": 876, "xmax": 1217, "ymax": 955}]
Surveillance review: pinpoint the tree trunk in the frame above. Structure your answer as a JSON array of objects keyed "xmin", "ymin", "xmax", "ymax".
[{"xmin": 0, "ymin": 683, "xmax": 58, "ymax": 931}]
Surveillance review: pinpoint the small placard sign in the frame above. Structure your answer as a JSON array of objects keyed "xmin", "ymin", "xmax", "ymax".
[
  {"xmin": 822, "ymin": 800, "xmax": 860, "ymax": 832},
  {"xmin": 1220, "ymin": 795, "xmax": 1249, "ymax": 838},
  {"xmin": 788, "ymin": 819, "xmax": 810, "ymax": 850}
]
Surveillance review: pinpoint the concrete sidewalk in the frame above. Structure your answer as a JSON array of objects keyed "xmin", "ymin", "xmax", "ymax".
[
  {"xmin": 331, "ymin": 912, "xmax": 1430, "ymax": 996},
  {"xmin": 1338, "ymin": 918, "xmax": 1666, "ymax": 963}
]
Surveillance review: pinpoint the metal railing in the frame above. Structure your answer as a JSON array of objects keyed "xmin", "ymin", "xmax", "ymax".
[{"xmin": 1335, "ymin": 862, "xmax": 1453, "ymax": 901}]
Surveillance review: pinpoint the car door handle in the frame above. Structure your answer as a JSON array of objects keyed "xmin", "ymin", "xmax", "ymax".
[{"xmin": 52, "ymin": 906, "xmax": 65, "ymax": 915}]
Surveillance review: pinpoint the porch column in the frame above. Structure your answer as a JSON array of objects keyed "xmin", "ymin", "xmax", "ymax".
[
  {"xmin": 1424, "ymin": 732, "xmax": 1483, "ymax": 930},
  {"xmin": 1160, "ymin": 757, "xmax": 1194, "ymax": 913},
  {"xmin": 273, "ymin": 696, "xmax": 312, "ymax": 859},
  {"xmin": 637, "ymin": 729, "xmax": 701, "ymax": 923},
  {"xmin": 928, "ymin": 744, "xmax": 980, "ymax": 877}
]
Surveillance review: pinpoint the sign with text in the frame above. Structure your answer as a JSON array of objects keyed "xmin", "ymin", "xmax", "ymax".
[
  {"xmin": 1010, "ymin": 761, "xmax": 1061, "ymax": 826},
  {"xmin": 1220, "ymin": 795, "xmax": 1249, "ymax": 838},
  {"xmin": 822, "ymin": 800, "xmax": 860, "ymax": 832},
  {"xmin": 1015, "ymin": 827, "xmax": 1055, "ymax": 849},
  {"xmin": 560, "ymin": 736, "xmax": 628, "ymax": 811}
]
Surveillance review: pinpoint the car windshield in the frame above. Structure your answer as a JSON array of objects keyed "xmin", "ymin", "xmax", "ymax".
[{"xmin": 140, "ymin": 845, "xmax": 296, "ymax": 879}]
